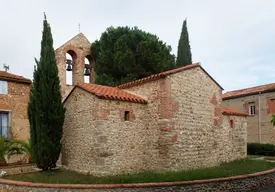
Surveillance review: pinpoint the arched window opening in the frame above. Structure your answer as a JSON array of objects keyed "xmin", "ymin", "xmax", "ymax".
[
  {"xmin": 84, "ymin": 57, "xmax": 91, "ymax": 83},
  {"xmin": 66, "ymin": 50, "xmax": 76, "ymax": 85}
]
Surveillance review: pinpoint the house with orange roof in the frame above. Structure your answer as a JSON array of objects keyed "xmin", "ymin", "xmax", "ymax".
[
  {"xmin": 58, "ymin": 34, "xmax": 248, "ymax": 176},
  {"xmin": 223, "ymin": 83, "xmax": 275, "ymax": 144},
  {"xmin": 0, "ymin": 70, "xmax": 31, "ymax": 143}
]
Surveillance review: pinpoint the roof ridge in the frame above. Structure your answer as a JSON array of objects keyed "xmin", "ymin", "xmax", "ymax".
[
  {"xmin": 55, "ymin": 33, "xmax": 90, "ymax": 50},
  {"xmin": 0, "ymin": 71, "xmax": 31, "ymax": 84},
  {"xmin": 223, "ymin": 82, "xmax": 275, "ymax": 99},
  {"xmin": 224, "ymin": 82, "xmax": 275, "ymax": 94},
  {"xmin": 117, "ymin": 63, "xmax": 201, "ymax": 89}
]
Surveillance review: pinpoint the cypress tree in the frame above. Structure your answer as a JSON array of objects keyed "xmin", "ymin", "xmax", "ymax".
[
  {"xmin": 176, "ymin": 19, "xmax": 192, "ymax": 67},
  {"xmin": 28, "ymin": 13, "xmax": 65, "ymax": 171}
]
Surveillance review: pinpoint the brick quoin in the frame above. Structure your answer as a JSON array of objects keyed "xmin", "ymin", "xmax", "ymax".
[
  {"xmin": 171, "ymin": 134, "xmax": 178, "ymax": 142},
  {"xmin": 227, "ymin": 116, "xmax": 235, "ymax": 128},
  {"xmin": 156, "ymin": 78, "xmax": 178, "ymax": 147},
  {"xmin": 93, "ymin": 104, "xmax": 110, "ymax": 120},
  {"xmin": 210, "ymin": 93, "xmax": 223, "ymax": 126},
  {"xmin": 210, "ymin": 94, "xmax": 218, "ymax": 105},
  {"xmin": 158, "ymin": 78, "xmax": 179, "ymax": 119}
]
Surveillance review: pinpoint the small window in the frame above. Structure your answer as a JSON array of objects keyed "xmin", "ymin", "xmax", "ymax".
[
  {"xmin": 0, "ymin": 81, "xmax": 8, "ymax": 94},
  {"xmin": 124, "ymin": 111, "xmax": 130, "ymax": 121},
  {"xmin": 248, "ymin": 102, "xmax": 256, "ymax": 116},
  {"xmin": 0, "ymin": 112, "xmax": 8, "ymax": 138},
  {"xmin": 230, "ymin": 120, "xmax": 234, "ymax": 128}
]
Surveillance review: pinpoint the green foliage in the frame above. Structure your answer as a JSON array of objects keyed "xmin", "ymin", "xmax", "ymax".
[
  {"xmin": 91, "ymin": 26, "xmax": 176, "ymax": 86},
  {"xmin": 247, "ymin": 142, "xmax": 275, "ymax": 156},
  {"xmin": 6, "ymin": 158, "xmax": 274, "ymax": 184},
  {"xmin": 27, "ymin": 13, "xmax": 66, "ymax": 171},
  {"xmin": 271, "ymin": 115, "xmax": 275, "ymax": 126},
  {"xmin": 0, "ymin": 137, "xmax": 30, "ymax": 166},
  {"xmin": 176, "ymin": 19, "xmax": 192, "ymax": 67},
  {"xmin": 8, "ymin": 139, "xmax": 33, "ymax": 163}
]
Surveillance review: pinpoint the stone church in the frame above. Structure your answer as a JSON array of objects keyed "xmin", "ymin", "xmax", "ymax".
[{"xmin": 55, "ymin": 33, "xmax": 248, "ymax": 176}]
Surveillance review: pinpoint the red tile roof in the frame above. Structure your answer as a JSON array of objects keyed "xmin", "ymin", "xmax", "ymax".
[
  {"xmin": 0, "ymin": 71, "xmax": 31, "ymax": 84},
  {"xmin": 117, "ymin": 63, "xmax": 223, "ymax": 90},
  {"xmin": 75, "ymin": 82, "xmax": 147, "ymax": 104},
  {"xmin": 222, "ymin": 108, "xmax": 248, "ymax": 117},
  {"xmin": 223, "ymin": 83, "xmax": 275, "ymax": 100}
]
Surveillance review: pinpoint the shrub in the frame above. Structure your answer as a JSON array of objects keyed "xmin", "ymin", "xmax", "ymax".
[
  {"xmin": 0, "ymin": 137, "xmax": 32, "ymax": 166},
  {"xmin": 247, "ymin": 143, "xmax": 275, "ymax": 156}
]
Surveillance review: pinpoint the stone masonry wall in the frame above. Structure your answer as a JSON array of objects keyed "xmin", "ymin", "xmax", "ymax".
[
  {"xmin": 124, "ymin": 67, "xmax": 246, "ymax": 172},
  {"xmin": 62, "ymin": 88, "xmax": 151, "ymax": 175},
  {"xmin": 223, "ymin": 92, "xmax": 275, "ymax": 144},
  {"xmin": 62, "ymin": 88, "xmax": 97, "ymax": 173},
  {"xmin": 161, "ymin": 67, "xmax": 246, "ymax": 171},
  {"xmin": 122, "ymin": 78, "xmax": 175, "ymax": 171},
  {"xmin": 0, "ymin": 81, "xmax": 30, "ymax": 141}
]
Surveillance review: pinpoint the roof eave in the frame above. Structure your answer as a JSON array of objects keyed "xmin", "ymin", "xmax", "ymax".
[
  {"xmin": 0, "ymin": 77, "xmax": 32, "ymax": 85},
  {"xmin": 222, "ymin": 89, "xmax": 275, "ymax": 100}
]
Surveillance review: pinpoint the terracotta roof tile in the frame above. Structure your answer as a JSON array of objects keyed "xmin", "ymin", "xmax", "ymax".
[
  {"xmin": 75, "ymin": 83, "xmax": 147, "ymax": 104},
  {"xmin": 222, "ymin": 108, "xmax": 248, "ymax": 117},
  {"xmin": 223, "ymin": 83, "xmax": 275, "ymax": 100},
  {"xmin": 0, "ymin": 71, "xmax": 31, "ymax": 84},
  {"xmin": 117, "ymin": 63, "xmax": 223, "ymax": 90}
]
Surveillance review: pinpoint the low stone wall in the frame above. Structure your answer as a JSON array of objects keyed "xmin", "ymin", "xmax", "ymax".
[
  {"xmin": 0, "ymin": 169, "xmax": 274, "ymax": 191},
  {"xmin": 0, "ymin": 164, "xmax": 36, "ymax": 175}
]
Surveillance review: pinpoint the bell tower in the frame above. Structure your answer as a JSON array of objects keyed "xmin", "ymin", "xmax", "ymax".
[{"xmin": 55, "ymin": 33, "xmax": 95, "ymax": 99}]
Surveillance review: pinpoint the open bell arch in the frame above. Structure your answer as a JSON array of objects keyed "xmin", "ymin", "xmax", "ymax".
[{"xmin": 55, "ymin": 33, "xmax": 91, "ymax": 99}]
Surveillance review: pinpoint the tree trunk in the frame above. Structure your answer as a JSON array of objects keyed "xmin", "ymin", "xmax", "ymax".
[
  {"xmin": 28, "ymin": 156, "xmax": 33, "ymax": 163},
  {"xmin": 0, "ymin": 157, "xmax": 7, "ymax": 167}
]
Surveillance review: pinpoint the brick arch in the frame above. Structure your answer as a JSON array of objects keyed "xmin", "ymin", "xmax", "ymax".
[{"xmin": 62, "ymin": 44, "xmax": 80, "ymax": 58}]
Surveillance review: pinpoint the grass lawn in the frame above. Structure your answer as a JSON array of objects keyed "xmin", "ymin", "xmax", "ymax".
[{"xmin": 5, "ymin": 158, "xmax": 275, "ymax": 184}]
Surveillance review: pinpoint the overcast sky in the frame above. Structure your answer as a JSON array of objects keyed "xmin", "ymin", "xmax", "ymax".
[{"xmin": 1, "ymin": 0, "xmax": 275, "ymax": 92}]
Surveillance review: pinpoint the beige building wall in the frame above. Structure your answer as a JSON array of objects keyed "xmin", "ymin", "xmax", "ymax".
[
  {"xmin": 223, "ymin": 92, "xmax": 275, "ymax": 144},
  {"xmin": 62, "ymin": 87, "xmax": 150, "ymax": 175},
  {"xmin": 0, "ymin": 81, "xmax": 30, "ymax": 141}
]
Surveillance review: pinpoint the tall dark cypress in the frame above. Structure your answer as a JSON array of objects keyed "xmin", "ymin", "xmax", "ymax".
[
  {"xmin": 28, "ymin": 13, "xmax": 65, "ymax": 171},
  {"xmin": 176, "ymin": 19, "xmax": 192, "ymax": 67}
]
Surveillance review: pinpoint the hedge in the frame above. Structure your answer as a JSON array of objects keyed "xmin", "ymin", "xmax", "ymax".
[{"xmin": 247, "ymin": 143, "xmax": 275, "ymax": 156}]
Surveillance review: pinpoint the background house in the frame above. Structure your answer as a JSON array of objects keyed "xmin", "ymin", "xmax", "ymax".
[
  {"xmin": 223, "ymin": 83, "xmax": 275, "ymax": 144},
  {"xmin": 0, "ymin": 70, "xmax": 31, "ymax": 141}
]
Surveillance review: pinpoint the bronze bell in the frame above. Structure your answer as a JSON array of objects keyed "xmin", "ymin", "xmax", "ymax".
[
  {"xmin": 66, "ymin": 59, "xmax": 72, "ymax": 71},
  {"xmin": 84, "ymin": 68, "xmax": 90, "ymax": 76}
]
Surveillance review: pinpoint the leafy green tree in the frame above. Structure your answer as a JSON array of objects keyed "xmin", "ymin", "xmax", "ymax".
[
  {"xmin": 176, "ymin": 19, "xmax": 192, "ymax": 67},
  {"xmin": 28, "ymin": 14, "xmax": 65, "ymax": 171},
  {"xmin": 91, "ymin": 26, "xmax": 176, "ymax": 86}
]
